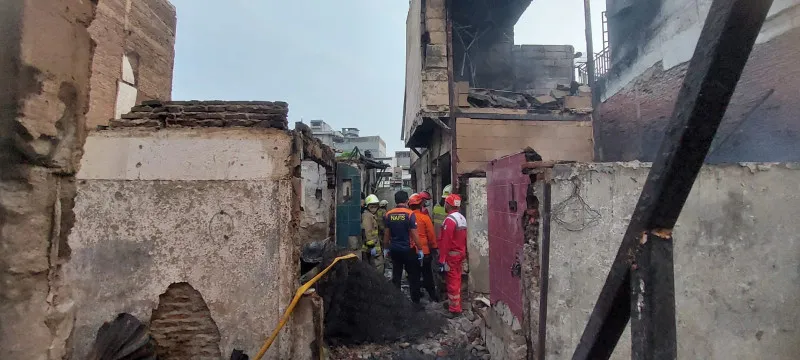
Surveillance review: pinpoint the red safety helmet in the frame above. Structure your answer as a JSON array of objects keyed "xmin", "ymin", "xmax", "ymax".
[
  {"xmin": 408, "ymin": 194, "xmax": 424, "ymax": 206},
  {"xmin": 444, "ymin": 194, "xmax": 462, "ymax": 207},
  {"xmin": 419, "ymin": 191, "xmax": 432, "ymax": 200}
]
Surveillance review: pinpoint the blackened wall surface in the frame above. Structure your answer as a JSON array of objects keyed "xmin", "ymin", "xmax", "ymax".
[
  {"xmin": 512, "ymin": 45, "xmax": 574, "ymax": 93},
  {"xmin": 597, "ymin": 27, "xmax": 800, "ymax": 162},
  {"xmin": 597, "ymin": 1, "xmax": 800, "ymax": 163}
]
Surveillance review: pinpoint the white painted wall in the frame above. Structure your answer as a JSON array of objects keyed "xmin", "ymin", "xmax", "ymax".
[
  {"xmin": 114, "ymin": 81, "xmax": 138, "ymax": 119},
  {"xmin": 78, "ymin": 128, "xmax": 292, "ymax": 181}
]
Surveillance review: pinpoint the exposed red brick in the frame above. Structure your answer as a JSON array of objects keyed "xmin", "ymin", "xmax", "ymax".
[
  {"xmin": 597, "ymin": 27, "xmax": 800, "ymax": 163},
  {"xmin": 150, "ymin": 283, "xmax": 222, "ymax": 360}
]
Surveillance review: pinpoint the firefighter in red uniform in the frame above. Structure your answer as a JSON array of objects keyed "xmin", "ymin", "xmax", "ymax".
[{"xmin": 437, "ymin": 193, "xmax": 467, "ymax": 315}]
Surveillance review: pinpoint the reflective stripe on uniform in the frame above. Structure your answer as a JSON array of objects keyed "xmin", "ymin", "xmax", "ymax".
[{"xmin": 446, "ymin": 213, "xmax": 467, "ymax": 230}]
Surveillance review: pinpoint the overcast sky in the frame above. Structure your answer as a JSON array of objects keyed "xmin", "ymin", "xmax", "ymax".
[{"xmin": 170, "ymin": 0, "xmax": 605, "ymax": 154}]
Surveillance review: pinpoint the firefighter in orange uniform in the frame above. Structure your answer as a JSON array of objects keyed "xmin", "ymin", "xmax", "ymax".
[
  {"xmin": 437, "ymin": 193, "xmax": 467, "ymax": 315},
  {"xmin": 408, "ymin": 194, "xmax": 440, "ymax": 302}
]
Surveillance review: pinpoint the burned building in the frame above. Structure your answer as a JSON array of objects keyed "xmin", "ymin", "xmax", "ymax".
[
  {"xmin": 65, "ymin": 101, "xmax": 335, "ymax": 359},
  {"xmin": 595, "ymin": 0, "xmax": 800, "ymax": 163},
  {"xmin": 88, "ymin": 0, "xmax": 177, "ymax": 128},
  {"xmin": 402, "ymin": 0, "xmax": 594, "ymax": 200}
]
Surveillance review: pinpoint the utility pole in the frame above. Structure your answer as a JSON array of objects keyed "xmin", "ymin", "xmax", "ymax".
[{"xmin": 583, "ymin": 0, "xmax": 596, "ymax": 89}]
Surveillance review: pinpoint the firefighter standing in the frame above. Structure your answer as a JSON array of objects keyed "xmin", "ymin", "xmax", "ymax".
[
  {"xmin": 437, "ymin": 193, "xmax": 467, "ymax": 315},
  {"xmin": 408, "ymin": 194, "xmax": 440, "ymax": 302},
  {"xmin": 377, "ymin": 200, "xmax": 389, "ymax": 237},
  {"xmin": 361, "ymin": 194, "xmax": 384, "ymax": 273},
  {"xmin": 432, "ymin": 185, "xmax": 451, "ymax": 236},
  {"xmin": 383, "ymin": 191, "xmax": 425, "ymax": 304}
]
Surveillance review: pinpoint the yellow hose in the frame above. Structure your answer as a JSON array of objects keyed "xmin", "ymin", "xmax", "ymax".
[{"xmin": 252, "ymin": 252, "xmax": 358, "ymax": 360}]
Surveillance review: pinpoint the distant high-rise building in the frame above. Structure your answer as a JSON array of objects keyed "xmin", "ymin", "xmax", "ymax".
[
  {"xmin": 309, "ymin": 120, "xmax": 344, "ymax": 147},
  {"xmin": 307, "ymin": 120, "xmax": 386, "ymax": 158}
]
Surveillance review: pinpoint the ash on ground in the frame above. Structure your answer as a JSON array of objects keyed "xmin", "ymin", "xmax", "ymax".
[
  {"xmin": 319, "ymin": 257, "xmax": 491, "ymax": 360},
  {"xmin": 328, "ymin": 300, "xmax": 490, "ymax": 360},
  {"xmin": 316, "ymin": 257, "xmax": 445, "ymax": 345}
]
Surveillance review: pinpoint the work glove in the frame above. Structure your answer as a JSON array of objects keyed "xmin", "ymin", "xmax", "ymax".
[
  {"xmin": 370, "ymin": 248, "xmax": 378, "ymax": 257},
  {"xmin": 438, "ymin": 262, "xmax": 447, "ymax": 273},
  {"xmin": 383, "ymin": 249, "xmax": 390, "ymax": 258},
  {"xmin": 417, "ymin": 250, "xmax": 424, "ymax": 263}
]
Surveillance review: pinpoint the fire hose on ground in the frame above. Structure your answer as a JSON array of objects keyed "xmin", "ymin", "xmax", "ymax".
[{"xmin": 252, "ymin": 252, "xmax": 358, "ymax": 360}]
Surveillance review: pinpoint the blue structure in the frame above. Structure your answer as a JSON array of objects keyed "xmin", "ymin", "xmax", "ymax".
[{"xmin": 335, "ymin": 163, "xmax": 362, "ymax": 249}]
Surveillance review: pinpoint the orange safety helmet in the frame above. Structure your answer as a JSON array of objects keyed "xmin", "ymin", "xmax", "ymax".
[
  {"xmin": 408, "ymin": 194, "xmax": 424, "ymax": 206},
  {"xmin": 445, "ymin": 194, "xmax": 462, "ymax": 207}
]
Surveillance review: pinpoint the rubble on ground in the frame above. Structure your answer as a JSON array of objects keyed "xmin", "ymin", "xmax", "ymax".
[
  {"xmin": 316, "ymin": 256, "xmax": 446, "ymax": 345},
  {"xmin": 329, "ymin": 296, "xmax": 492, "ymax": 360},
  {"xmin": 464, "ymin": 83, "xmax": 593, "ymax": 114}
]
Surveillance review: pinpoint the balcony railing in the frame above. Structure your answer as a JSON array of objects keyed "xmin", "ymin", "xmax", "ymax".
[{"xmin": 576, "ymin": 46, "xmax": 610, "ymax": 85}]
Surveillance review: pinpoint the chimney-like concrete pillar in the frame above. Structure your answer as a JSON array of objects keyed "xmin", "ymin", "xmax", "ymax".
[{"xmin": 0, "ymin": 0, "xmax": 96, "ymax": 358}]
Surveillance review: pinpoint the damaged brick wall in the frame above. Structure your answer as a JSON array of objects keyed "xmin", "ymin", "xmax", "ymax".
[
  {"xmin": 597, "ymin": 4, "xmax": 800, "ymax": 163},
  {"xmin": 109, "ymin": 100, "xmax": 289, "ymax": 129},
  {"xmin": 403, "ymin": 0, "xmax": 450, "ymax": 141},
  {"xmin": 150, "ymin": 283, "xmax": 222, "ymax": 360},
  {"xmin": 65, "ymin": 106, "xmax": 329, "ymax": 358},
  {"xmin": 0, "ymin": 0, "xmax": 96, "ymax": 358},
  {"xmin": 87, "ymin": 0, "xmax": 176, "ymax": 128},
  {"xmin": 520, "ymin": 174, "xmax": 541, "ymax": 360}
]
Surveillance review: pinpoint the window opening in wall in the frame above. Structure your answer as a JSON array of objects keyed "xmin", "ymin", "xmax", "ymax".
[
  {"xmin": 115, "ymin": 51, "xmax": 141, "ymax": 119},
  {"xmin": 339, "ymin": 179, "xmax": 352, "ymax": 204}
]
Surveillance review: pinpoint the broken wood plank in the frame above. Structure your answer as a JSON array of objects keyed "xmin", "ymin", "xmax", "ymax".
[
  {"xmin": 459, "ymin": 107, "xmax": 530, "ymax": 115},
  {"xmin": 571, "ymin": 0, "xmax": 774, "ymax": 359}
]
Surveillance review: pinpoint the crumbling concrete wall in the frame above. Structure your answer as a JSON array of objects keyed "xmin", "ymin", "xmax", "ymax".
[
  {"xmin": 0, "ymin": 0, "xmax": 96, "ymax": 358},
  {"xmin": 88, "ymin": 0, "xmax": 177, "ymax": 128},
  {"xmin": 540, "ymin": 162, "xmax": 800, "ymax": 359},
  {"xmin": 466, "ymin": 178, "xmax": 489, "ymax": 294},
  {"xmin": 597, "ymin": 0, "xmax": 800, "ymax": 163},
  {"xmin": 60, "ymin": 102, "xmax": 333, "ymax": 359},
  {"xmin": 300, "ymin": 161, "xmax": 334, "ymax": 244},
  {"xmin": 65, "ymin": 127, "xmax": 299, "ymax": 359}
]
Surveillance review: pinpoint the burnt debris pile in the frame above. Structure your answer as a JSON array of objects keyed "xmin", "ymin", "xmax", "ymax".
[{"xmin": 316, "ymin": 255, "xmax": 445, "ymax": 345}]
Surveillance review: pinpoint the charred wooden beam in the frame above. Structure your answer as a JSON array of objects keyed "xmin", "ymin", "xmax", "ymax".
[
  {"xmin": 631, "ymin": 229, "xmax": 676, "ymax": 360},
  {"xmin": 571, "ymin": 0, "xmax": 774, "ymax": 359},
  {"xmin": 537, "ymin": 180, "xmax": 552, "ymax": 360}
]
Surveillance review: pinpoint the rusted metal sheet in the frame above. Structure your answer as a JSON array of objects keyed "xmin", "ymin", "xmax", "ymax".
[{"xmin": 487, "ymin": 152, "xmax": 530, "ymax": 319}]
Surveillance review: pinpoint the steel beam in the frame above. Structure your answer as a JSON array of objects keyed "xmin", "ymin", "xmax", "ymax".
[{"xmin": 571, "ymin": 0, "xmax": 774, "ymax": 358}]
